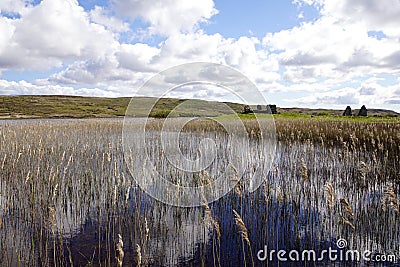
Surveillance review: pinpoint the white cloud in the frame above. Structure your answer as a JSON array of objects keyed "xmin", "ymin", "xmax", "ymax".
[
  {"xmin": 359, "ymin": 87, "xmax": 376, "ymax": 96},
  {"xmin": 112, "ymin": 0, "xmax": 218, "ymax": 36},
  {"xmin": 292, "ymin": 0, "xmax": 318, "ymax": 7},
  {"xmin": 48, "ymin": 32, "xmax": 280, "ymax": 90},
  {"xmin": 0, "ymin": 0, "xmax": 118, "ymax": 70},
  {"xmin": 294, "ymin": 0, "xmax": 400, "ymax": 38},
  {"xmin": 153, "ymin": 32, "xmax": 225, "ymax": 66},
  {"xmin": 89, "ymin": 6, "xmax": 130, "ymax": 33},
  {"xmin": 321, "ymin": 0, "xmax": 400, "ymax": 37},
  {"xmin": 49, "ymin": 54, "xmax": 152, "ymax": 86},
  {"xmin": 152, "ymin": 33, "xmax": 280, "ymax": 86},
  {"xmin": 162, "ymin": 83, "xmax": 236, "ymax": 103},
  {"xmin": 0, "ymin": 0, "xmax": 33, "ymax": 15},
  {"xmin": 0, "ymin": 17, "xmax": 15, "ymax": 56},
  {"xmin": 0, "ymin": 79, "xmax": 121, "ymax": 97},
  {"xmin": 299, "ymin": 88, "xmax": 360, "ymax": 105},
  {"xmin": 262, "ymin": 0, "xmax": 400, "ymax": 87},
  {"xmin": 48, "ymin": 40, "xmax": 160, "ymax": 85},
  {"xmin": 116, "ymin": 43, "xmax": 159, "ymax": 72},
  {"xmin": 288, "ymin": 82, "xmax": 400, "ymax": 111},
  {"xmin": 385, "ymin": 99, "xmax": 400, "ymax": 105},
  {"xmin": 264, "ymin": 17, "xmax": 396, "ymax": 68}
]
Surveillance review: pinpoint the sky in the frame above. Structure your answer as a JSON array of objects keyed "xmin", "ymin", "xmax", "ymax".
[{"xmin": 0, "ymin": 0, "xmax": 399, "ymax": 111}]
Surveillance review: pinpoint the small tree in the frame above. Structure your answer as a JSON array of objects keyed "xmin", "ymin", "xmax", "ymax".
[{"xmin": 241, "ymin": 105, "xmax": 253, "ymax": 114}]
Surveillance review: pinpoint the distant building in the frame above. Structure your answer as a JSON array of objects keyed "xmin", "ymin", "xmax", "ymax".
[
  {"xmin": 251, "ymin": 104, "xmax": 278, "ymax": 114},
  {"xmin": 358, "ymin": 105, "xmax": 368, "ymax": 116},
  {"xmin": 267, "ymin": 105, "xmax": 277, "ymax": 114},
  {"xmin": 343, "ymin": 106, "xmax": 352, "ymax": 116}
]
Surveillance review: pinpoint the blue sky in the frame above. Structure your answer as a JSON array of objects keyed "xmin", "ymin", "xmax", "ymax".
[
  {"xmin": 0, "ymin": 0, "xmax": 399, "ymax": 111},
  {"xmin": 205, "ymin": 0, "xmax": 319, "ymax": 38}
]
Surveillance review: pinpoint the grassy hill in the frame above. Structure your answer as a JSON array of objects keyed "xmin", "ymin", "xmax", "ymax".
[
  {"xmin": 0, "ymin": 95, "xmax": 398, "ymax": 119},
  {"xmin": 0, "ymin": 95, "xmax": 244, "ymax": 119}
]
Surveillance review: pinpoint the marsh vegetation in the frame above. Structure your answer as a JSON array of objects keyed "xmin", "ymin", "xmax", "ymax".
[{"xmin": 0, "ymin": 117, "xmax": 399, "ymax": 266}]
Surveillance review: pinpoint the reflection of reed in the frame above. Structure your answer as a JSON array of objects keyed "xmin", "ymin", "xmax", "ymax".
[
  {"xmin": 233, "ymin": 209, "xmax": 253, "ymax": 267},
  {"xmin": 116, "ymin": 234, "xmax": 124, "ymax": 267}
]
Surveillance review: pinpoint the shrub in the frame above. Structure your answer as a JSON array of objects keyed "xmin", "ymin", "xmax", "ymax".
[
  {"xmin": 316, "ymin": 111, "xmax": 331, "ymax": 116},
  {"xmin": 149, "ymin": 109, "xmax": 172, "ymax": 118}
]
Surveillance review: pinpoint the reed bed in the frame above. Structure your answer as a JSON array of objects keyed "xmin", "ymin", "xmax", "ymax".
[{"xmin": 0, "ymin": 117, "xmax": 399, "ymax": 266}]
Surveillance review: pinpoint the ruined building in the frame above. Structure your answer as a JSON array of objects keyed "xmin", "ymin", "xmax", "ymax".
[{"xmin": 343, "ymin": 106, "xmax": 352, "ymax": 116}]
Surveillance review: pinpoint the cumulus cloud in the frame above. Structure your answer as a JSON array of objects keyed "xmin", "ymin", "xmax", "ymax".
[
  {"xmin": 0, "ymin": 0, "xmax": 33, "ymax": 15},
  {"xmin": 359, "ymin": 87, "xmax": 376, "ymax": 96},
  {"xmin": 89, "ymin": 6, "xmax": 130, "ymax": 33},
  {"xmin": 1, "ymin": 0, "xmax": 278, "ymax": 88},
  {"xmin": 0, "ymin": 0, "xmax": 118, "ymax": 70},
  {"xmin": 49, "ymin": 31, "xmax": 280, "ymax": 88},
  {"xmin": 112, "ymin": 0, "xmax": 218, "ymax": 36},
  {"xmin": 0, "ymin": 79, "xmax": 121, "ymax": 97},
  {"xmin": 0, "ymin": 17, "xmax": 14, "ymax": 56},
  {"xmin": 319, "ymin": 0, "xmax": 400, "ymax": 37},
  {"xmin": 294, "ymin": 0, "xmax": 400, "ymax": 37},
  {"xmin": 296, "ymin": 88, "xmax": 359, "ymax": 106},
  {"xmin": 162, "ymin": 83, "xmax": 236, "ymax": 103},
  {"xmin": 288, "ymin": 82, "xmax": 400, "ymax": 111},
  {"xmin": 116, "ymin": 43, "xmax": 159, "ymax": 72},
  {"xmin": 385, "ymin": 99, "xmax": 400, "ymax": 105},
  {"xmin": 49, "ymin": 54, "xmax": 153, "ymax": 86},
  {"xmin": 263, "ymin": 0, "xmax": 400, "ymax": 83}
]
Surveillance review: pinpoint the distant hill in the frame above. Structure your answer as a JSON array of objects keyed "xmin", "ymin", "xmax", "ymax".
[
  {"xmin": 0, "ymin": 95, "xmax": 244, "ymax": 119},
  {"xmin": 0, "ymin": 95, "xmax": 398, "ymax": 119}
]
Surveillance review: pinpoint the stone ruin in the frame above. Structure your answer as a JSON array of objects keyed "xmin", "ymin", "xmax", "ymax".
[
  {"xmin": 342, "ymin": 105, "xmax": 368, "ymax": 116},
  {"xmin": 267, "ymin": 105, "xmax": 277, "ymax": 114},
  {"xmin": 251, "ymin": 104, "xmax": 278, "ymax": 114},
  {"xmin": 358, "ymin": 105, "xmax": 368, "ymax": 116},
  {"xmin": 343, "ymin": 106, "xmax": 352, "ymax": 116}
]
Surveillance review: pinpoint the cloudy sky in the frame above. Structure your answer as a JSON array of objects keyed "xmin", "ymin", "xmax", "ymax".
[{"xmin": 0, "ymin": 0, "xmax": 399, "ymax": 111}]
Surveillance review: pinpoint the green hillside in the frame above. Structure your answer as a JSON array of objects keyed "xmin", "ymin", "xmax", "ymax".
[
  {"xmin": 0, "ymin": 95, "xmax": 244, "ymax": 119},
  {"xmin": 0, "ymin": 95, "xmax": 398, "ymax": 119}
]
